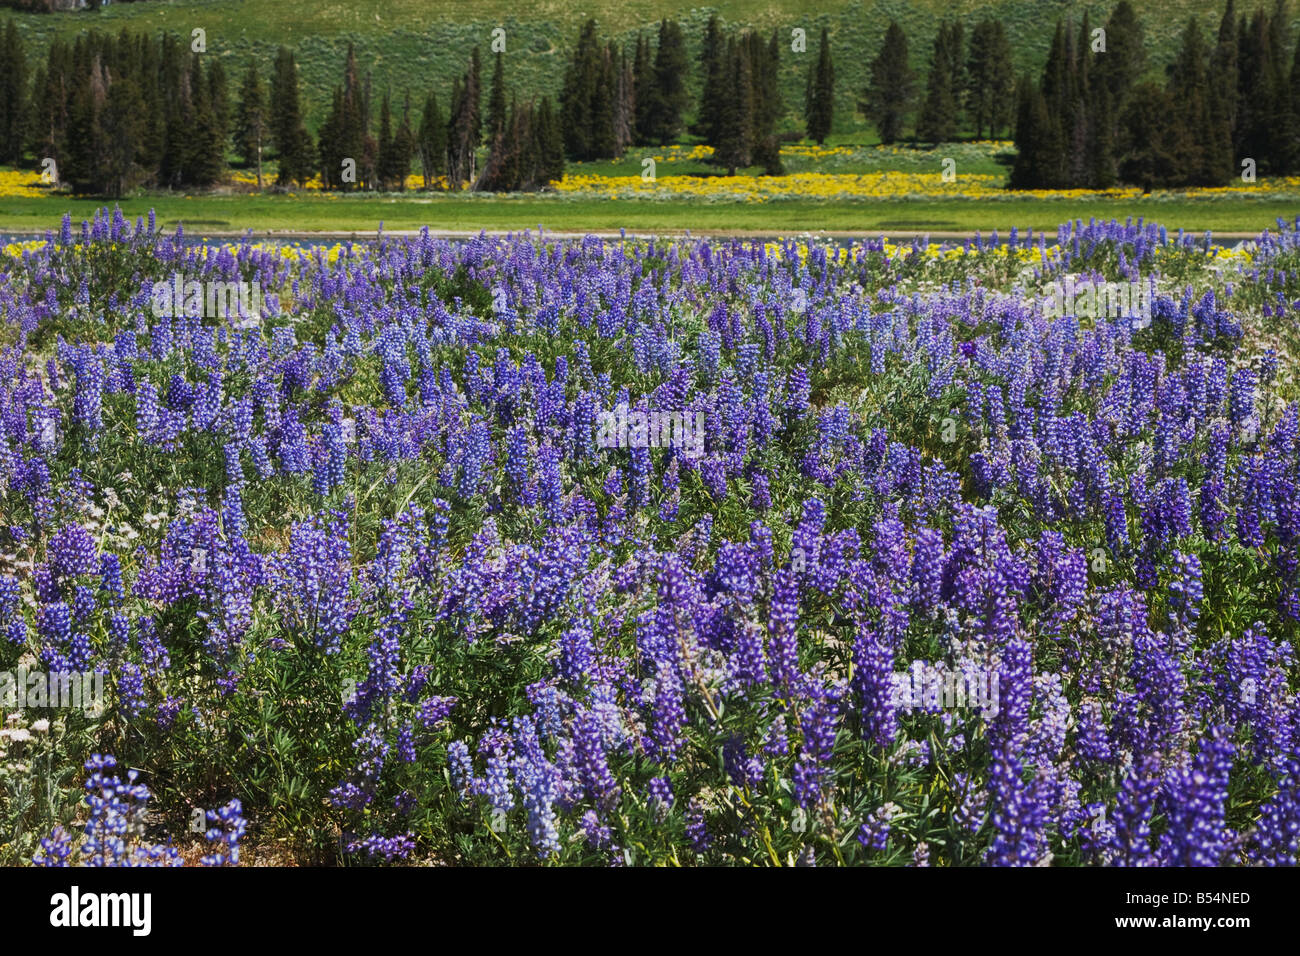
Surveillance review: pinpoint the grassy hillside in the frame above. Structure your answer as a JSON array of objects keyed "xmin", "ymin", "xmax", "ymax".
[{"xmin": 4, "ymin": 0, "xmax": 1285, "ymax": 135}]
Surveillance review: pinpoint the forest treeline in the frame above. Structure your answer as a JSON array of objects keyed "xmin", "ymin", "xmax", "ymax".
[{"xmin": 0, "ymin": 0, "xmax": 1297, "ymax": 195}]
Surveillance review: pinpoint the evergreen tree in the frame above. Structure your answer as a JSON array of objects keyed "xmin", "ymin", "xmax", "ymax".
[
  {"xmin": 1292, "ymin": 35, "xmax": 1300, "ymax": 172},
  {"xmin": 235, "ymin": 62, "xmax": 267, "ymax": 188},
  {"xmin": 633, "ymin": 33, "xmax": 653, "ymax": 145},
  {"xmin": 157, "ymin": 34, "xmax": 187, "ymax": 188},
  {"xmin": 748, "ymin": 30, "xmax": 783, "ymax": 174},
  {"xmin": 204, "ymin": 57, "xmax": 229, "ymax": 181},
  {"xmin": 863, "ymin": 21, "xmax": 914, "ymax": 145},
  {"xmin": 535, "ymin": 95, "xmax": 565, "ymax": 185},
  {"xmin": 319, "ymin": 45, "xmax": 370, "ymax": 190},
  {"xmin": 696, "ymin": 15, "xmax": 726, "ymax": 143},
  {"xmin": 133, "ymin": 32, "xmax": 165, "ymax": 183},
  {"xmin": 417, "ymin": 91, "xmax": 447, "ymax": 188},
  {"xmin": 1009, "ymin": 75, "xmax": 1049, "ymax": 187},
  {"xmin": 1209, "ymin": 0, "xmax": 1239, "ymax": 183},
  {"xmin": 1088, "ymin": 81, "xmax": 1117, "ymax": 188},
  {"xmin": 1094, "ymin": 1, "xmax": 1146, "ymax": 107},
  {"xmin": 447, "ymin": 47, "xmax": 482, "ymax": 186},
  {"xmin": 966, "ymin": 20, "xmax": 1014, "ymax": 139},
  {"xmin": 1034, "ymin": 21, "xmax": 1071, "ymax": 186},
  {"xmin": 1168, "ymin": 17, "xmax": 1221, "ymax": 186},
  {"xmin": 612, "ymin": 43, "xmax": 635, "ymax": 155},
  {"xmin": 0, "ymin": 20, "xmax": 27, "ymax": 165},
  {"xmin": 476, "ymin": 94, "xmax": 516, "ymax": 192},
  {"xmin": 62, "ymin": 56, "xmax": 104, "ymax": 193},
  {"xmin": 186, "ymin": 54, "xmax": 225, "ymax": 187},
  {"xmin": 804, "ymin": 26, "xmax": 834, "ymax": 144},
  {"xmin": 560, "ymin": 20, "xmax": 616, "ymax": 160},
  {"xmin": 393, "ymin": 91, "xmax": 416, "ymax": 191},
  {"xmin": 946, "ymin": 20, "xmax": 966, "ymax": 119},
  {"xmin": 208, "ymin": 58, "xmax": 229, "ymax": 152},
  {"xmin": 29, "ymin": 40, "xmax": 72, "ymax": 172},
  {"xmin": 376, "ymin": 92, "xmax": 399, "ymax": 190},
  {"xmin": 917, "ymin": 20, "xmax": 962, "ymax": 142},
  {"xmin": 479, "ymin": 94, "xmax": 564, "ymax": 193},
  {"xmin": 1118, "ymin": 82, "xmax": 1187, "ymax": 191},
  {"xmin": 476, "ymin": 51, "xmax": 514, "ymax": 192},
  {"xmin": 100, "ymin": 71, "xmax": 144, "ymax": 197},
  {"xmin": 486, "ymin": 50, "xmax": 507, "ymax": 146},
  {"xmin": 594, "ymin": 42, "xmax": 618, "ymax": 157},
  {"xmin": 270, "ymin": 47, "xmax": 313, "ymax": 186},
  {"xmin": 317, "ymin": 87, "xmax": 344, "ymax": 188},
  {"xmin": 644, "ymin": 18, "xmax": 689, "ymax": 144},
  {"xmin": 714, "ymin": 38, "xmax": 753, "ymax": 175},
  {"xmin": 1237, "ymin": 9, "xmax": 1274, "ymax": 172},
  {"xmin": 1065, "ymin": 15, "xmax": 1091, "ymax": 187},
  {"xmin": 1266, "ymin": 0, "xmax": 1297, "ymax": 173}
]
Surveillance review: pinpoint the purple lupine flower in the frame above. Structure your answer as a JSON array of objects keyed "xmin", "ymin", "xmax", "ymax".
[
  {"xmin": 794, "ymin": 683, "xmax": 841, "ymax": 809},
  {"xmin": 767, "ymin": 569, "xmax": 801, "ymax": 695},
  {"xmin": 852, "ymin": 624, "xmax": 897, "ymax": 749},
  {"xmin": 1158, "ymin": 729, "xmax": 1236, "ymax": 866}
]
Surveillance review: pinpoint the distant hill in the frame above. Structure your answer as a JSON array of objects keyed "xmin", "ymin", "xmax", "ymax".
[{"xmin": 3, "ymin": 0, "xmax": 1287, "ymax": 135}]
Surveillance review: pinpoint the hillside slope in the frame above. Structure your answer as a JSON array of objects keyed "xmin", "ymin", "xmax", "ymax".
[{"xmin": 4, "ymin": 0, "xmax": 1285, "ymax": 134}]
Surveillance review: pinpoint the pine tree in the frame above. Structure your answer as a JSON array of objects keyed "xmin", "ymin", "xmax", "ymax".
[
  {"xmin": 917, "ymin": 21, "xmax": 962, "ymax": 143},
  {"xmin": 447, "ymin": 47, "xmax": 483, "ymax": 186},
  {"xmin": 714, "ymin": 38, "xmax": 753, "ymax": 175},
  {"xmin": 393, "ymin": 91, "xmax": 416, "ymax": 191},
  {"xmin": 376, "ymin": 92, "xmax": 398, "ymax": 190},
  {"xmin": 100, "ymin": 72, "xmax": 143, "ymax": 198},
  {"xmin": 645, "ymin": 18, "xmax": 689, "ymax": 144},
  {"xmin": 157, "ymin": 34, "xmax": 187, "ymax": 188},
  {"xmin": 208, "ymin": 57, "xmax": 229, "ymax": 153},
  {"xmin": 633, "ymin": 33, "xmax": 653, "ymax": 145},
  {"xmin": 598, "ymin": 43, "xmax": 619, "ymax": 157},
  {"xmin": 486, "ymin": 50, "xmax": 507, "ymax": 146},
  {"xmin": 134, "ymin": 33, "xmax": 164, "ymax": 182},
  {"xmin": 535, "ymin": 95, "xmax": 565, "ymax": 185},
  {"xmin": 417, "ymin": 91, "xmax": 447, "ymax": 188},
  {"xmin": 186, "ymin": 54, "xmax": 225, "ymax": 187},
  {"xmin": 560, "ymin": 19, "xmax": 616, "ymax": 160},
  {"xmin": 1095, "ymin": 1, "xmax": 1146, "ymax": 107},
  {"xmin": 613, "ymin": 42, "xmax": 635, "ymax": 155},
  {"xmin": 0, "ymin": 20, "xmax": 27, "ymax": 166},
  {"xmin": 205, "ymin": 57, "xmax": 229, "ymax": 182},
  {"xmin": 475, "ymin": 51, "xmax": 512, "ymax": 192},
  {"xmin": 696, "ymin": 15, "xmax": 726, "ymax": 143},
  {"xmin": 1292, "ymin": 35, "xmax": 1300, "ymax": 173},
  {"xmin": 1066, "ymin": 15, "xmax": 1091, "ymax": 187},
  {"xmin": 1209, "ymin": 0, "xmax": 1239, "ymax": 183},
  {"xmin": 235, "ymin": 62, "xmax": 267, "ymax": 188},
  {"xmin": 1118, "ymin": 82, "xmax": 1188, "ymax": 191},
  {"xmin": 1088, "ymin": 81, "xmax": 1117, "ymax": 188},
  {"xmin": 319, "ymin": 45, "xmax": 370, "ymax": 190},
  {"xmin": 1168, "ymin": 17, "xmax": 1220, "ymax": 186},
  {"xmin": 62, "ymin": 56, "xmax": 104, "ymax": 193},
  {"xmin": 805, "ymin": 26, "xmax": 834, "ymax": 144},
  {"xmin": 28, "ymin": 41, "xmax": 70, "ymax": 172},
  {"xmin": 270, "ymin": 47, "xmax": 312, "ymax": 187},
  {"xmin": 1009, "ymin": 76, "xmax": 1043, "ymax": 187},
  {"xmin": 1237, "ymin": 10, "xmax": 1273, "ymax": 173},
  {"xmin": 1266, "ymin": 0, "xmax": 1297, "ymax": 173},
  {"xmin": 966, "ymin": 20, "xmax": 1014, "ymax": 139},
  {"xmin": 1035, "ymin": 21, "xmax": 1071, "ymax": 187},
  {"xmin": 748, "ymin": 30, "xmax": 783, "ymax": 174},
  {"xmin": 476, "ymin": 92, "xmax": 517, "ymax": 192},
  {"xmin": 863, "ymin": 22, "xmax": 914, "ymax": 145}
]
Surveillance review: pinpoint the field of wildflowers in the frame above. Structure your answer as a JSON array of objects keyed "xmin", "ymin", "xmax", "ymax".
[{"xmin": 1, "ymin": 208, "xmax": 1299, "ymax": 867}]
